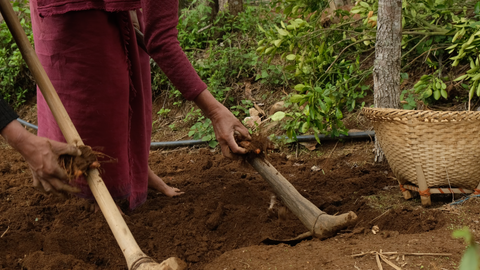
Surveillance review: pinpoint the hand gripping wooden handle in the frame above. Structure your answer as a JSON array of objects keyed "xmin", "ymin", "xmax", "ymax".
[{"xmin": 0, "ymin": 1, "xmax": 185, "ymax": 269}]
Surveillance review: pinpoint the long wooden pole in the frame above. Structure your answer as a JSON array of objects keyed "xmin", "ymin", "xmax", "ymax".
[
  {"xmin": 0, "ymin": 2, "xmax": 184, "ymax": 269},
  {"xmin": 248, "ymin": 157, "xmax": 357, "ymax": 239}
]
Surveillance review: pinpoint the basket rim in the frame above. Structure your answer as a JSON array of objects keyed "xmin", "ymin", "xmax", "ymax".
[{"xmin": 362, "ymin": 107, "xmax": 480, "ymax": 122}]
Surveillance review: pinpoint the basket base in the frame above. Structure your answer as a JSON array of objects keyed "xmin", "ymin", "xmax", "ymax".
[{"xmin": 400, "ymin": 184, "xmax": 473, "ymax": 206}]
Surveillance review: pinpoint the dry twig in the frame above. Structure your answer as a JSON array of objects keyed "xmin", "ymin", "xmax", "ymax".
[
  {"xmin": 352, "ymin": 251, "xmax": 452, "ymax": 257},
  {"xmin": 379, "ymin": 253, "xmax": 401, "ymax": 270},
  {"xmin": 1, "ymin": 226, "xmax": 9, "ymax": 238},
  {"xmin": 375, "ymin": 252, "xmax": 383, "ymax": 270},
  {"xmin": 328, "ymin": 141, "xmax": 339, "ymax": 159}
]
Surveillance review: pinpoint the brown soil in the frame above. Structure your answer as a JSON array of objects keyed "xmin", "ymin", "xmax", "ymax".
[{"xmin": 0, "ymin": 136, "xmax": 477, "ymax": 270}]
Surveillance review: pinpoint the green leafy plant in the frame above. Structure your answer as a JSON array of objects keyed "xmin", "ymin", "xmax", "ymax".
[
  {"xmin": 453, "ymin": 227, "xmax": 480, "ymax": 270},
  {"xmin": 0, "ymin": 0, "xmax": 34, "ymax": 108},
  {"xmin": 157, "ymin": 107, "xmax": 171, "ymax": 118},
  {"xmin": 231, "ymin": 99, "xmax": 254, "ymax": 117},
  {"xmin": 401, "ymin": 72, "xmax": 448, "ymax": 109},
  {"xmin": 188, "ymin": 117, "xmax": 218, "ymax": 148},
  {"xmin": 272, "ymin": 82, "xmax": 367, "ymax": 142}
]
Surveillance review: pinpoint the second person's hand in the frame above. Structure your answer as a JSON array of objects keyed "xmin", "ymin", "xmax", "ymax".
[{"xmin": 193, "ymin": 89, "xmax": 251, "ymax": 158}]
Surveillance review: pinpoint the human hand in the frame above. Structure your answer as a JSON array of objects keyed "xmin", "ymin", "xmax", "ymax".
[
  {"xmin": 194, "ymin": 90, "xmax": 251, "ymax": 158},
  {"xmin": 210, "ymin": 105, "xmax": 251, "ymax": 158},
  {"xmin": 147, "ymin": 168, "xmax": 185, "ymax": 197},
  {"xmin": 1, "ymin": 121, "xmax": 81, "ymax": 196}
]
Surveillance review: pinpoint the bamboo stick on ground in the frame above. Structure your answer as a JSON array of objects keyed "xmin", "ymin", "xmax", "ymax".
[{"xmin": 247, "ymin": 157, "xmax": 357, "ymax": 239}]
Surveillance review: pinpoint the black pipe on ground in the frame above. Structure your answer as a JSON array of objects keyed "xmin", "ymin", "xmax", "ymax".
[{"xmin": 16, "ymin": 118, "xmax": 375, "ymax": 149}]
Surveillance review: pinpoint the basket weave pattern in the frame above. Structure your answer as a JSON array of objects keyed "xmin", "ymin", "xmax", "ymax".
[{"xmin": 363, "ymin": 108, "xmax": 480, "ymax": 189}]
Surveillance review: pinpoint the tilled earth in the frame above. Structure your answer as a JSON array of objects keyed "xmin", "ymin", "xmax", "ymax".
[{"xmin": 0, "ymin": 139, "xmax": 476, "ymax": 270}]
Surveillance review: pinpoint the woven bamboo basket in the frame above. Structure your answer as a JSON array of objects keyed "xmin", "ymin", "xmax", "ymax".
[{"xmin": 362, "ymin": 107, "xmax": 480, "ymax": 192}]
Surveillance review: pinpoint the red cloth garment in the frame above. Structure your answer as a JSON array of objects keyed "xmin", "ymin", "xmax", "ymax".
[
  {"xmin": 36, "ymin": 0, "xmax": 141, "ymax": 16},
  {"xmin": 31, "ymin": 0, "xmax": 206, "ymax": 209}
]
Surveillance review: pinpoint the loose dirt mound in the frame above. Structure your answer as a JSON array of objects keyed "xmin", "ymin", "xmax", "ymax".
[{"xmin": 0, "ymin": 140, "xmax": 470, "ymax": 269}]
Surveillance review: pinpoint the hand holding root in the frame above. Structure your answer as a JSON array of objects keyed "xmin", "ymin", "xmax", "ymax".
[
  {"xmin": 210, "ymin": 107, "xmax": 251, "ymax": 158},
  {"xmin": 193, "ymin": 90, "xmax": 251, "ymax": 158},
  {"xmin": 30, "ymin": 139, "xmax": 82, "ymax": 196},
  {"xmin": 1, "ymin": 120, "xmax": 82, "ymax": 196}
]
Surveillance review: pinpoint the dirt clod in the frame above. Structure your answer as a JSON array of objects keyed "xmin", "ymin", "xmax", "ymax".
[{"xmin": 206, "ymin": 202, "xmax": 224, "ymax": 231}]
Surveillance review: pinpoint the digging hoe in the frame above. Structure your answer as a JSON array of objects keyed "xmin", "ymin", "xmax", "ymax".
[
  {"xmin": 239, "ymin": 141, "xmax": 358, "ymax": 240},
  {"xmin": 0, "ymin": 1, "xmax": 185, "ymax": 269}
]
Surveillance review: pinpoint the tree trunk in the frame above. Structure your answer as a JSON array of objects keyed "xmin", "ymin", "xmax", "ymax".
[
  {"xmin": 218, "ymin": 0, "xmax": 243, "ymax": 16},
  {"xmin": 373, "ymin": 0, "xmax": 402, "ymax": 162}
]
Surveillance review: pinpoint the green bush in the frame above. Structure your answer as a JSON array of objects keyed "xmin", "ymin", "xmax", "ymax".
[
  {"xmin": 151, "ymin": 1, "xmax": 285, "ymax": 144},
  {"xmin": 0, "ymin": 0, "xmax": 34, "ymax": 109}
]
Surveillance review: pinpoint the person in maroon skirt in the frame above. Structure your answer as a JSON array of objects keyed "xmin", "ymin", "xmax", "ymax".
[{"xmin": 30, "ymin": 0, "xmax": 250, "ymax": 209}]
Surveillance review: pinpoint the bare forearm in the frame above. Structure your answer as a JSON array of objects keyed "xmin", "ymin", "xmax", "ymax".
[
  {"xmin": 1, "ymin": 120, "xmax": 34, "ymax": 155},
  {"xmin": 193, "ymin": 90, "xmax": 223, "ymax": 119}
]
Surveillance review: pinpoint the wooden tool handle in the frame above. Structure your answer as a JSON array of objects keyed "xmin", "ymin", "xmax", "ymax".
[
  {"xmin": 248, "ymin": 157, "xmax": 322, "ymax": 229},
  {"xmin": 0, "ymin": 1, "xmax": 146, "ymax": 268},
  {"xmin": 248, "ymin": 157, "xmax": 357, "ymax": 238}
]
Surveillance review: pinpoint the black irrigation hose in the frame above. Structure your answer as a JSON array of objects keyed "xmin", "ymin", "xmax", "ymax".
[{"xmin": 17, "ymin": 118, "xmax": 376, "ymax": 149}]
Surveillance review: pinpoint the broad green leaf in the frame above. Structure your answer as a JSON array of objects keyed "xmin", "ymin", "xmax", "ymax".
[
  {"xmin": 294, "ymin": 84, "xmax": 306, "ymax": 91},
  {"xmin": 434, "ymin": 90, "xmax": 441, "ymax": 100},
  {"xmin": 423, "ymin": 88, "xmax": 433, "ymax": 98},
  {"xmin": 446, "ymin": 44, "xmax": 458, "ymax": 50},
  {"xmin": 273, "ymin": 39, "xmax": 283, "ymax": 47},
  {"xmin": 286, "ymin": 54, "xmax": 296, "ymax": 61},
  {"xmin": 261, "ymin": 70, "xmax": 268, "ymax": 78},
  {"xmin": 359, "ymin": 1, "xmax": 370, "ymax": 8},
  {"xmin": 324, "ymin": 96, "xmax": 332, "ymax": 106},
  {"xmin": 256, "ymin": 46, "xmax": 266, "ymax": 53},
  {"xmin": 276, "ymin": 27, "xmax": 289, "ymax": 36},
  {"xmin": 271, "ymin": 111, "xmax": 286, "ymax": 121},
  {"xmin": 209, "ymin": 140, "xmax": 218, "ymax": 148},
  {"xmin": 290, "ymin": 94, "xmax": 304, "ymax": 103},
  {"xmin": 350, "ymin": 6, "xmax": 363, "ymax": 14},
  {"xmin": 441, "ymin": 89, "xmax": 448, "ymax": 99},
  {"xmin": 265, "ymin": 47, "xmax": 275, "ymax": 54},
  {"xmin": 336, "ymin": 108, "xmax": 343, "ymax": 119},
  {"xmin": 318, "ymin": 99, "xmax": 327, "ymax": 112},
  {"xmin": 459, "ymin": 246, "xmax": 479, "ymax": 270},
  {"xmin": 454, "ymin": 74, "xmax": 468, "ymax": 81},
  {"xmin": 300, "ymin": 122, "xmax": 310, "ymax": 133},
  {"xmin": 258, "ymin": 24, "xmax": 266, "ymax": 32}
]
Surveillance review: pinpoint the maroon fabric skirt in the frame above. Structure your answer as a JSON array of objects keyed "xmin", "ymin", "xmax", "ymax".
[{"xmin": 31, "ymin": 1, "xmax": 152, "ymax": 209}]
